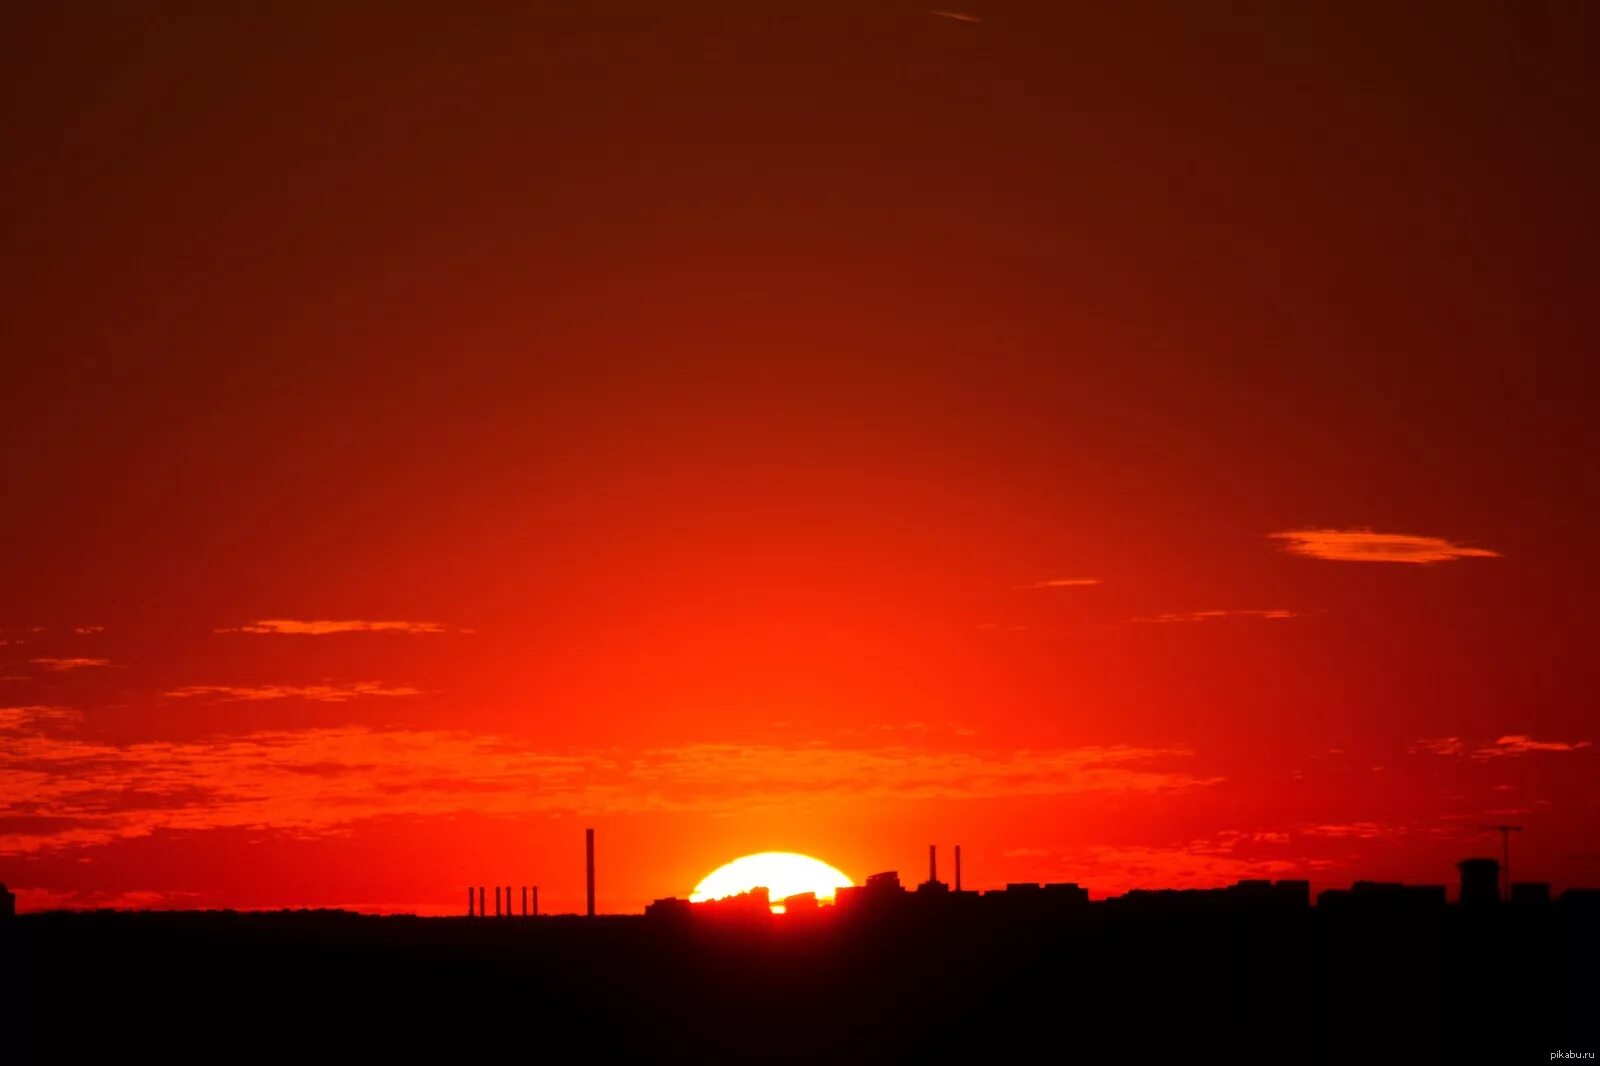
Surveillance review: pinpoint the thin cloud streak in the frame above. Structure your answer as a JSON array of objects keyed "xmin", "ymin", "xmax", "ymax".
[
  {"xmin": 217, "ymin": 619, "xmax": 457, "ymax": 635},
  {"xmin": 30, "ymin": 658, "xmax": 111, "ymax": 671},
  {"xmin": 1410, "ymin": 734, "xmax": 1590, "ymax": 759},
  {"xmin": 1016, "ymin": 578, "xmax": 1102, "ymax": 589},
  {"xmin": 1131, "ymin": 609, "xmax": 1301, "ymax": 624},
  {"xmin": 1270, "ymin": 529, "xmax": 1500, "ymax": 564},
  {"xmin": 164, "ymin": 682, "xmax": 425, "ymax": 702}
]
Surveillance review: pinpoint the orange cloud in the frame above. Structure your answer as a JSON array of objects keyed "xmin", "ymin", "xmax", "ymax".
[
  {"xmin": 217, "ymin": 619, "xmax": 457, "ymax": 635},
  {"xmin": 0, "ymin": 706, "xmax": 82, "ymax": 732},
  {"xmin": 1299, "ymin": 821, "xmax": 1390, "ymax": 839},
  {"xmin": 1269, "ymin": 529, "xmax": 1500, "ymax": 564},
  {"xmin": 72, "ymin": 626, "xmax": 105, "ymax": 635},
  {"xmin": 0, "ymin": 726, "xmax": 1219, "ymax": 855},
  {"xmin": 1409, "ymin": 737, "xmax": 1465, "ymax": 756},
  {"xmin": 30, "ymin": 658, "xmax": 111, "ymax": 671},
  {"xmin": 1016, "ymin": 578, "xmax": 1102, "ymax": 589},
  {"xmin": 164, "ymin": 682, "xmax": 425, "ymax": 702},
  {"xmin": 1475, "ymin": 734, "xmax": 1591, "ymax": 757},
  {"xmin": 1410, "ymin": 734, "xmax": 1589, "ymax": 759},
  {"xmin": 1131, "ymin": 609, "xmax": 1301, "ymax": 623}
]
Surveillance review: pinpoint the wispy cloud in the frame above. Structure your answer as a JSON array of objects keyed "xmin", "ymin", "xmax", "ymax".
[
  {"xmin": 1131, "ymin": 609, "xmax": 1301, "ymax": 624},
  {"xmin": 1016, "ymin": 578, "xmax": 1102, "ymax": 590},
  {"xmin": 1410, "ymin": 734, "xmax": 1589, "ymax": 759},
  {"xmin": 1298, "ymin": 821, "xmax": 1390, "ymax": 839},
  {"xmin": 217, "ymin": 619, "xmax": 459, "ymax": 635},
  {"xmin": 30, "ymin": 658, "xmax": 111, "ymax": 671},
  {"xmin": 927, "ymin": 8, "xmax": 982, "ymax": 22},
  {"xmin": 1409, "ymin": 737, "xmax": 1465, "ymax": 757},
  {"xmin": 1269, "ymin": 529, "xmax": 1500, "ymax": 564},
  {"xmin": 72, "ymin": 626, "xmax": 105, "ymax": 635},
  {"xmin": 164, "ymin": 682, "xmax": 425, "ymax": 702},
  {"xmin": 0, "ymin": 705, "xmax": 82, "ymax": 732},
  {"xmin": 0, "ymin": 727, "xmax": 1219, "ymax": 855}
]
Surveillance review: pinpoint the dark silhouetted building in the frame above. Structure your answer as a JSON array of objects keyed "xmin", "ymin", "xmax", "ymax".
[
  {"xmin": 645, "ymin": 896, "xmax": 692, "ymax": 920},
  {"xmin": 1271, "ymin": 880, "xmax": 1311, "ymax": 907},
  {"xmin": 1042, "ymin": 882, "xmax": 1089, "ymax": 905},
  {"xmin": 0, "ymin": 882, "xmax": 13, "ymax": 919},
  {"xmin": 697, "ymin": 887, "xmax": 770, "ymax": 919},
  {"xmin": 837, "ymin": 871, "xmax": 904, "ymax": 914},
  {"xmin": 1458, "ymin": 858, "xmax": 1500, "ymax": 906},
  {"xmin": 1328, "ymin": 881, "xmax": 1446, "ymax": 912},
  {"xmin": 1511, "ymin": 882, "xmax": 1550, "ymax": 906},
  {"xmin": 1560, "ymin": 888, "xmax": 1600, "ymax": 912}
]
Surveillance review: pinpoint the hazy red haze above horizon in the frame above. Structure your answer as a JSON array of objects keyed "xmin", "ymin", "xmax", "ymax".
[{"xmin": 2, "ymin": 3, "xmax": 1596, "ymax": 914}]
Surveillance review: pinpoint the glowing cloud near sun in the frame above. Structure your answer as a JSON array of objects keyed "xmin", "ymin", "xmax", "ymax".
[{"xmin": 691, "ymin": 852, "xmax": 853, "ymax": 907}]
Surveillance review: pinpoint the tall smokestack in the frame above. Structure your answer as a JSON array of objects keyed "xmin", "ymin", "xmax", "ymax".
[
  {"xmin": 521, "ymin": 886, "xmax": 527, "ymax": 916},
  {"xmin": 955, "ymin": 845, "xmax": 962, "ymax": 892},
  {"xmin": 929, "ymin": 844, "xmax": 937, "ymax": 884},
  {"xmin": 586, "ymin": 828, "xmax": 596, "ymax": 917},
  {"xmin": 494, "ymin": 886, "xmax": 501, "ymax": 917}
]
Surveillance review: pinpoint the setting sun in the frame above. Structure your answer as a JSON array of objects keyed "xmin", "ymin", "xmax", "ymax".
[{"xmin": 691, "ymin": 853, "xmax": 853, "ymax": 910}]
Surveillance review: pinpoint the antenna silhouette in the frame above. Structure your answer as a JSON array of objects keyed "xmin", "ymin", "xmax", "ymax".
[{"xmin": 1482, "ymin": 824, "xmax": 1523, "ymax": 901}]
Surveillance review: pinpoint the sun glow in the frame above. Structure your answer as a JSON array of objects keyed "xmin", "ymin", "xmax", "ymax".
[{"xmin": 691, "ymin": 852, "xmax": 853, "ymax": 910}]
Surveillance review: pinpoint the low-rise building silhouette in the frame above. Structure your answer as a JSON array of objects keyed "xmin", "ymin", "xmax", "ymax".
[
  {"xmin": 1510, "ymin": 882, "xmax": 1550, "ymax": 906},
  {"xmin": 1458, "ymin": 858, "xmax": 1501, "ymax": 906}
]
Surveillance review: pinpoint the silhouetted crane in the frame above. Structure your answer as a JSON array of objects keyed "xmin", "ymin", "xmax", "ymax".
[{"xmin": 1483, "ymin": 825, "xmax": 1523, "ymax": 901}]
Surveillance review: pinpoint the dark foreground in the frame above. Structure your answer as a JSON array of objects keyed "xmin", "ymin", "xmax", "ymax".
[{"xmin": 7, "ymin": 901, "xmax": 1597, "ymax": 1063}]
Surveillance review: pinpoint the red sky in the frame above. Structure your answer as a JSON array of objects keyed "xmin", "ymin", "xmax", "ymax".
[{"xmin": 2, "ymin": 2, "xmax": 1596, "ymax": 914}]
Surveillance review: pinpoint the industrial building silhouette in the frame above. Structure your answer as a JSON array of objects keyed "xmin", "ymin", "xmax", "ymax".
[{"xmin": 8, "ymin": 837, "xmax": 1598, "ymax": 1063}]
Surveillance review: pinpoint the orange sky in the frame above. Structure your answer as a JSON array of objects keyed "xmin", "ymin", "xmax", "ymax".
[{"xmin": 2, "ymin": 2, "xmax": 1596, "ymax": 914}]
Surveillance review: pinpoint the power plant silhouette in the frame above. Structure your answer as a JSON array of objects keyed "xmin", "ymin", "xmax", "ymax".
[{"xmin": 452, "ymin": 830, "xmax": 1585, "ymax": 920}]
